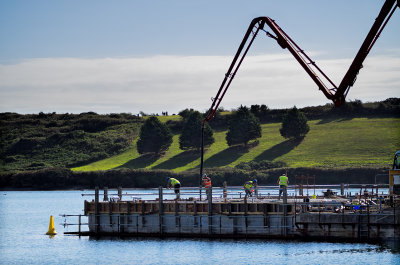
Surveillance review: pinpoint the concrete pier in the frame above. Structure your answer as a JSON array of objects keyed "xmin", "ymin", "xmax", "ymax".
[{"xmin": 73, "ymin": 185, "xmax": 400, "ymax": 243}]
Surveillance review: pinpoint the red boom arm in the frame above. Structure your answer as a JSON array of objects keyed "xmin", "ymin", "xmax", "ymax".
[
  {"xmin": 204, "ymin": 0, "xmax": 398, "ymax": 122},
  {"xmin": 199, "ymin": 0, "xmax": 398, "ymax": 182}
]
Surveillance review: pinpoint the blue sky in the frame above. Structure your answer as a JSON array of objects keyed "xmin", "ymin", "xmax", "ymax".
[{"xmin": 1, "ymin": 0, "xmax": 399, "ymax": 114}]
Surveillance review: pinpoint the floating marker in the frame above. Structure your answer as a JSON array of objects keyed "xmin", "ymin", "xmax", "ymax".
[{"xmin": 46, "ymin": 215, "xmax": 57, "ymax": 235}]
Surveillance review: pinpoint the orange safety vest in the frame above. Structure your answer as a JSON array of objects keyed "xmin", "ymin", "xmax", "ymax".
[{"xmin": 202, "ymin": 177, "xmax": 212, "ymax": 188}]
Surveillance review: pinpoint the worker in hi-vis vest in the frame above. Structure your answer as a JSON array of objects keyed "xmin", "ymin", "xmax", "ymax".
[
  {"xmin": 277, "ymin": 173, "xmax": 289, "ymax": 200},
  {"xmin": 166, "ymin": 177, "xmax": 181, "ymax": 200},
  {"xmin": 243, "ymin": 179, "xmax": 257, "ymax": 198},
  {"xmin": 202, "ymin": 173, "xmax": 212, "ymax": 199}
]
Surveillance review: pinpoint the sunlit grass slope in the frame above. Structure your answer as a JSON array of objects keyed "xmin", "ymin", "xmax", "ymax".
[
  {"xmin": 72, "ymin": 139, "xmax": 140, "ymax": 171},
  {"xmin": 72, "ymin": 117, "xmax": 399, "ymax": 172}
]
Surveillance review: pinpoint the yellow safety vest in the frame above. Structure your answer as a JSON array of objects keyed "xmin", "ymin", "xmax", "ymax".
[
  {"xmin": 279, "ymin": 176, "xmax": 288, "ymax": 186},
  {"xmin": 244, "ymin": 181, "xmax": 254, "ymax": 189},
  {"xmin": 170, "ymin": 178, "xmax": 180, "ymax": 187}
]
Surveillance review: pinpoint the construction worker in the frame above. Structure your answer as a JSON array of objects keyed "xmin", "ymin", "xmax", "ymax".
[
  {"xmin": 166, "ymin": 177, "xmax": 181, "ymax": 200},
  {"xmin": 243, "ymin": 179, "xmax": 257, "ymax": 198},
  {"xmin": 202, "ymin": 174, "xmax": 212, "ymax": 188},
  {"xmin": 277, "ymin": 173, "xmax": 289, "ymax": 200},
  {"xmin": 202, "ymin": 173, "xmax": 212, "ymax": 199}
]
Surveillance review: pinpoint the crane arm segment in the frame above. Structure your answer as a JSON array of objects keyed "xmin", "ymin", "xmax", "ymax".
[{"xmin": 204, "ymin": 0, "xmax": 398, "ymax": 123}]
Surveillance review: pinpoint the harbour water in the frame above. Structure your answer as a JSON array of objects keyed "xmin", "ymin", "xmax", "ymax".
[{"xmin": 0, "ymin": 189, "xmax": 399, "ymax": 265}]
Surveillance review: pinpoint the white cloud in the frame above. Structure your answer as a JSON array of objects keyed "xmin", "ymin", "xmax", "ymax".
[{"xmin": 0, "ymin": 53, "xmax": 399, "ymax": 114}]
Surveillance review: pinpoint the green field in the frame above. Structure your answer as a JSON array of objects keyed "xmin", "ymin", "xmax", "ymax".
[{"xmin": 72, "ymin": 117, "xmax": 400, "ymax": 172}]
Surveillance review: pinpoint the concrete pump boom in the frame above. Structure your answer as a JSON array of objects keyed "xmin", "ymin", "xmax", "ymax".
[{"xmin": 199, "ymin": 0, "xmax": 398, "ymax": 182}]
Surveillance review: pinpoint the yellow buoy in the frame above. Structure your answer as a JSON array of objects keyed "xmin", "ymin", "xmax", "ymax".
[{"xmin": 46, "ymin": 215, "xmax": 57, "ymax": 235}]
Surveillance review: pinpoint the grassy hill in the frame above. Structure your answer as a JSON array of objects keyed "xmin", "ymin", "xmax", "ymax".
[
  {"xmin": 1, "ymin": 100, "xmax": 399, "ymax": 174},
  {"xmin": 72, "ymin": 117, "xmax": 399, "ymax": 172}
]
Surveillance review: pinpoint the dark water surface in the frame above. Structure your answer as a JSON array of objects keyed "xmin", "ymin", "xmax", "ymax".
[{"xmin": 0, "ymin": 190, "xmax": 399, "ymax": 265}]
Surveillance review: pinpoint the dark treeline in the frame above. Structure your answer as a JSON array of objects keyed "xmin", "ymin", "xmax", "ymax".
[
  {"xmin": 205, "ymin": 98, "xmax": 400, "ymax": 129},
  {"xmin": 0, "ymin": 167, "xmax": 388, "ymax": 190}
]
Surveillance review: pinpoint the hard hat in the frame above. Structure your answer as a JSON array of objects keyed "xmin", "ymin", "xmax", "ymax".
[
  {"xmin": 253, "ymin": 179, "xmax": 257, "ymax": 183},
  {"xmin": 202, "ymin": 174, "xmax": 207, "ymax": 178}
]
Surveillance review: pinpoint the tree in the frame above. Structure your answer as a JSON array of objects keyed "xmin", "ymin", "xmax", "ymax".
[
  {"xmin": 250, "ymin": 104, "xmax": 261, "ymax": 114},
  {"xmin": 226, "ymin": 105, "xmax": 261, "ymax": 146},
  {"xmin": 260, "ymin": 104, "xmax": 269, "ymax": 114},
  {"xmin": 178, "ymin": 108, "xmax": 196, "ymax": 120},
  {"xmin": 137, "ymin": 116, "xmax": 173, "ymax": 154},
  {"xmin": 279, "ymin": 106, "xmax": 310, "ymax": 139},
  {"xmin": 179, "ymin": 111, "xmax": 214, "ymax": 150}
]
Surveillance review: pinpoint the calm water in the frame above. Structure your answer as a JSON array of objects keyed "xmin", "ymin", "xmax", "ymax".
[{"xmin": 0, "ymin": 189, "xmax": 399, "ymax": 265}]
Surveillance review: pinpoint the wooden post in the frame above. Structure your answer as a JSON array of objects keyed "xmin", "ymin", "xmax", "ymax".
[
  {"xmin": 244, "ymin": 197, "xmax": 248, "ymax": 216},
  {"xmin": 141, "ymin": 200, "xmax": 146, "ymax": 227},
  {"xmin": 95, "ymin": 186, "xmax": 99, "ymax": 233},
  {"xmin": 283, "ymin": 186, "xmax": 288, "ymax": 204},
  {"xmin": 255, "ymin": 183, "xmax": 259, "ymax": 198},
  {"xmin": 299, "ymin": 183, "xmax": 303, "ymax": 196},
  {"xmin": 341, "ymin": 183, "xmax": 344, "ymax": 196},
  {"xmin": 109, "ymin": 200, "xmax": 113, "ymax": 227},
  {"xmin": 244, "ymin": 197, "xmax": 248, "ymax": 235},
  {"xmin": 78, "ymin": 214, "xmax": 81, "ymax": 236},
  {"xmin": 126, "ymin": 201, "xmax": 131, "ymax": 231},
  {"xmin": 223, "ymin": 181, "xmax": 227, "ymax": 201},
  {"xmin": 208, "ymin": 187, "xmax": 212, "ymax": 234},
  {"xmin": 207, "ymin": 187, "xmax": 212, "ymax": 205},
  {"xmin": 103, "ymin": 187, "xmax": 108, "ymax": 201},
  {"xmin": 141, "ymin": 201, "xmax": 145, "ymax": 215},
  {"xmin": 159, "ymin": 186, "xmax": 163, "ymax": 234},
  {"xmin": 263, "ymin": 203, "xmax": 268, "ymax": 230},
  {"xmin": 118, "ymin": 186, "xmax": 122, "ymax": 201},
  {"xmin": 175, "ymin": 199, "xmax": 180, "ymax": 231},
  {"xmin": 193, "ymin": 200, "xmax": 198, "ymax": 228},
  {"xmin": 283, "ymin": 202, "xmax": 288, "ymax": 237}
]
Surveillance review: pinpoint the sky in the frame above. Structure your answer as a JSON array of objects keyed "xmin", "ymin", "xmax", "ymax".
[{"xmin": 0, "ymin": 0, "xmax": 399, "ymax": 115}]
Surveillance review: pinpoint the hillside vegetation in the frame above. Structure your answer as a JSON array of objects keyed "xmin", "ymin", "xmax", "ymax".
[
  {"xmin": 1, "ymin": 99, "xmax": 399, "ymax": 174},
  {"xmin": 73, "ymin": 117, "xmax": 399, "ymax": 172},
  {"xmin": 0, "ymin": 112, "xmax": 140, "ymax": 171}
]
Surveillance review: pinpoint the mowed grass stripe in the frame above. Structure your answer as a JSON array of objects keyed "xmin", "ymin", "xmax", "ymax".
[
  {"xmin": 72, "ymin": 117, "xmax": 400, "ymax": 171},
  {"xmin": 282, "ymin": 118, "xmax": 399, "ymax": 168},
  {"xmin": 71, "ymin": 138, "xmax": 140, "ymax": 172}
]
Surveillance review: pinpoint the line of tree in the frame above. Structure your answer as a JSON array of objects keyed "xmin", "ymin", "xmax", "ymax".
[{"xmin": 136, "ymin": 105, "xmax": 310, "ymax": 155}]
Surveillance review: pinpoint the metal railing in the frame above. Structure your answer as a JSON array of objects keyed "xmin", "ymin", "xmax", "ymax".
[{"xmin": 80, "ymin": 184, "xmax": 390, "ymax": 202}]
